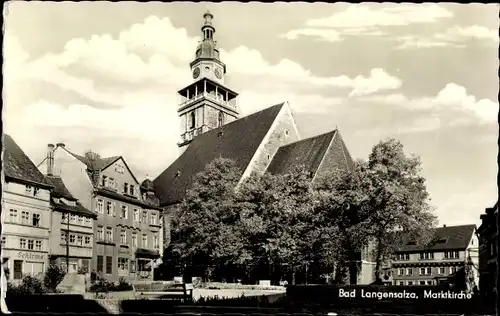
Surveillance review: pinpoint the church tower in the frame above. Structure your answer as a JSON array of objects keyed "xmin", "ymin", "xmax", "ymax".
[{"xmin": 177, "ymin": 11, "xmax": 240, "ymax": 155}]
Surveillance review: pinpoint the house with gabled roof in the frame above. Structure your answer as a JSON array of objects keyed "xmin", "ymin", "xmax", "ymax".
[
  {"xmin": 37, "ymin": 143, "xmax": 163, "ymax": 282},
  {"xmin": 391, "ymin": 224, "xmax": 479, "ymax": 288},
  {"xmin": 2, "ymin": 134, "xmax": 53, "ymax": 282}
]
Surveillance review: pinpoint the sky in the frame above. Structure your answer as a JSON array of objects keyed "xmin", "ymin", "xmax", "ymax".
[{"xmin": 3, "ymin": 2, "xmax": 499, "ymax": 226}]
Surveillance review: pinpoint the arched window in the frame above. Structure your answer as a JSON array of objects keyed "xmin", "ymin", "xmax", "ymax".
[
  {"xmin": 218, "ymin": 111, "xmax": 224, "ymax": 127},
  {"xmin": 190, "ymin": 112, "xmax": 196, "ymax": 129}
]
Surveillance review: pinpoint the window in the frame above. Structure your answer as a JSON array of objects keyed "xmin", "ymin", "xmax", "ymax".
[
  {"xmin": 28, "ymin": 240, "xmax": 34, "ymax": 250},
  {"xmin": 118, "ymin": 258, "xmax": 129, "ymax": 274},
  {"xmin": 9, "ymin": 209, "xmax": 18, "ymax": 222},
  {"xmin": 61, "ymin": 232, "xmax": 67, "ymax": 243},
  {"xmin": 419, "ymin": 252, "xmax": 434, "ymax": 260},
  {"xmin": 398, "ymin": 281, "xmax": 404, "ymax": 285},
  {"xmin": 405, "ymin": 268, "xmax": 412, "ymax": 276},
  {"xmin": 70, "ymin": 214, "xmax": 76, "ymax": 222},
  {"xmin": 438, "ymin": 267, "xmax": 445, "ymax": 275},
  {"xmin": 151, "ymin": 213, "xmax": 157, "ymax": 225},
  {"xmin": 14, "ymin": 260, "xmax": 23, "ymax": 280},
  {"xmin": 141, "ymin": 211, "xmax": 147, "ymax": 223},
  {"xmin": 130, "ymin": 260, "xmax": 136, "ymax": 273},
  {"xmin": 69, "ymin": 234, "xmax": 76, "ymax": 244},
  {"xmin": 419, "ymin": 268, "xmax": 426, "ymax": 275},
  {"xmin": 21, "ymin": 211, "xmax": 30, "ymax": 225},
  {"xmin": 97, "ymin": 226, "xmax": 104, "ymax": 241},
  {"xmin": 35, "ymin": 240, "xmax": 42, "ymax": 251},
  {"xmin": 449, "ymin": 267, "xmax": 457, "ymax": 274},
  {"xmin": 132, "ymin": 233, "xmax": 138, "ymax": 247},
  {"xmin": 102, "ymin": 175, "xmax": 108, "ymax": 187},
  {"xmin": 106, "ymin": 227, "xmax": 113, "ymax": 243},
  {"xmin": 32, "ymin": 213, "xmax": 41, "ymax": 227},
  {"xmin": 407, "ymin": 281, "xmax": 413, "ymax": 286},
  {"xmin": 85, "ymin": 236, "xmax": 91, "ymax": 245},
  {"xmin": 20, "ymin": 239, "xmax": 26, "ymax": 249},
  {"xmin": 426, "ymin": 280, "xmax": 433, "ymax": 285},
  {"xmin": 115, "ymin": 165, "xmax": 124, "ymax": 174},
  {"xmin": 153, "ymin": 235, "xmax": 159, "ymax": 249},
  {"xmin": 425, "ymin": 267, "xmax": 432, "ymax": 275},
  {"xmin": 142, "ymin": 234, "xmax": 148, "ymax": 248},
  {"xmin": 396, "ymin": 253, "xmax": 410, "ymax": 261},
  {"xmin": 284, "ymin": 129, "xmax": 289, "ymax": 136},
  {"xmin": 133, "ymin": 209, "xmax": 139, "ymax": 221},
  {"xmin": 97, "ymin": 256, "xmax": 104, "ymax": 272},
  {"xmin": 77, "ymin": 236, "xmax": 83, "ymax": 246},
  {"xmin": 189, "ymin": 111, "xmax": 196, "ymax": 129},
  {"xmin": 33, "ymin": 187, "xmax": 40, "ymax": 197},
  {"xmin": 25, "ymin": 185, "xmax": 32, "ymax": 194},
  {"xmin": 78, "ymin": 216, "xmax": 84, "ymax": 224},
  {"xmin": 121, "ymin": 205, "xmax": 128, "ymax": 219},
  {"xmin": 419, "ymin": 281, "xmax": 426, "ymax": 285},
  {"xmin": 218, "ymin": 111, "xmax": 224, "ymax": 127},
  {"xmin": 106, "ymin": 256, "xmax": 113, "ymax": 274},
  {"xmin": 1, "ymin": 236, "xmax": 5, "ymax": 247},
  {"xmin": 129, "ymin": 185, "xmax": 135, "ymax": 196},
  {"xmin": 85, "ymin": 217, "xmax": 91, "ymax": 226},
  {"xmin": 62, "ymin": 213, "xmax": 68, "ymax": 222},
  {"xmin": 123, "ymin": 183, "xmax": 129, "ymax": 194},
  {"xmin": 109, "ymin": 178, "xmax": 116, "ymax": 189},
  {"xmin": 444, "ymin": 251, "xmax": 460, "ymax": 259},
  {"xmin": 97, "ymin": 199, "xmax": 104, "ymax": 214},
  {"xmin": 120, "ymin": 230, "xmax": 127, "ymax": 244},
  {"xmin": 106, "ymin": 201, "xmax": 113, "ymax": 216}
]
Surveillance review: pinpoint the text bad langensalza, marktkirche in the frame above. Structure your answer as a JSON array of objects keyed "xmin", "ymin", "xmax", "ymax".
[{"xmin": 338, "ymin": 288, "xmax": 473, "ymax": 300}]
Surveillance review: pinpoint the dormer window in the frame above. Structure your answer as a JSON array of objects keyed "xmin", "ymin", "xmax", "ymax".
[
  {"xmin": 123, "ymin": 183, "xmax": 129, "ymax": 194},
  {"xmin": 102, "ymin": 175, "xmax": 108, "ymax": 187},
  {"xmin": 129, "ymin": 185, "xmax": 135, "ymax": 196}
]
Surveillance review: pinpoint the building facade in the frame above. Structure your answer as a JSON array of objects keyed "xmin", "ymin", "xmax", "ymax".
[
  {"xmin": 38, "ymin": 144, "xmax": 163, "ymax": 282},
  {"xmin": 477, "ymin": 202, "xmax": 498, "ymax": 302},
  {"xmin": 391, "ymin": 225, "xmax": 479, "ymax": 288},
  {"xmin": 2, "ymin": 135, "xmax": 53, "ymax": 282},
  {"xmin": 44, "ymin": 172, "xmax": 96, "ymax": 274}
]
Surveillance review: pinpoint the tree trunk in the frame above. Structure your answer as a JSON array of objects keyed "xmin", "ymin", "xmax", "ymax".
[{"xmin": 374, "ymin": 235, "xmax": 383, "ymax": 283}]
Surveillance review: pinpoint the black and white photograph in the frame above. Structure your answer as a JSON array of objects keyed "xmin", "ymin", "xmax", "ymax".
[{"xmin": 1, "ymin": 1, "xmax": 498, "ymax": 315}]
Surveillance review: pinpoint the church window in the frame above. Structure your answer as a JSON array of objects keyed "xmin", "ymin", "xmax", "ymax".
[
  {"xmin": 284, "ymin": 129, "xmax": 289, "ymax": 136},
  {"xmin": 218, "ymin": 111, "xmax": 224, "ymax": 127},
  {"xmin": 190, "ymin": 112, "xmax": 196, "ymax": 129}
]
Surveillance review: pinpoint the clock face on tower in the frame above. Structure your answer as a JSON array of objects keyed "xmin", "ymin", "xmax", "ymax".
[
  {"xmin": 193, "ymin": 67, "xmax": 200, "ymax": 79},
  {"xmin": 214, "ymin": 67, "xmax": 222, "ymax": 79}
]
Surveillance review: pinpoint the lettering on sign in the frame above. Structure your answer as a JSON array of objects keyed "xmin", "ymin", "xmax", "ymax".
[{"xmin": 17, "ymin": 251, "xmax": 45, "ymax": 261}]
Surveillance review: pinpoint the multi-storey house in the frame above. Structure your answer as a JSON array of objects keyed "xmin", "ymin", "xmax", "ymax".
[
  {"xmin": 477, "ymin": 202, "xmax": 498, "ymax": 303},
  {"xmin": 2, "ymin": 135, "xmax": 53, "ymax": 282},
  {"xmin": 38, "ymin": 143, "xmax": 163, "ymax": 282},
  {"xmin": 391, "ymin": 224, "xmax": 479, "ymax": 288}
]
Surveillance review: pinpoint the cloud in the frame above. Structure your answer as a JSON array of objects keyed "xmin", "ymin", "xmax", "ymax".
[
  {"xmin": 282, "ymin": 4, "xmax": 452, "ymax": 41},
  {"xmin": 306, "ymin": 4, "xmax": 452, "ymax": 28},
  {"xmin": 396, "ymin": 25, "xmax": 498, "ymax": 50},
  {"xmin": 358, "ymin": 83, "xmax": 498, "ymax": 126}
]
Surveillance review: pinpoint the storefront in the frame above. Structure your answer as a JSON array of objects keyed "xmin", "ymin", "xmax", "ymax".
[
  {"xmin": 134, "ymin": 248, "xmax": 160, "ymax": 281},
  {"xmin": 50, "ymin": 256, "xmax": 90, "ymax": 274},
  {"xmin": 2, "ymin": 249, "xmax": 48, "ymax": 282}
]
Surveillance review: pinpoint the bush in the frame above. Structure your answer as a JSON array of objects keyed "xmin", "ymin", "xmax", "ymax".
[
  {"xmin": 8, "ymin": 275, "xmax": 47, "ymax": 295},
  {"xmin": 88, "ymin": 277, "xmax": 132, "ymax": 292},
  {"xmin": 43, "ymin": 264, "xmax": 67, "ymax": 292}
]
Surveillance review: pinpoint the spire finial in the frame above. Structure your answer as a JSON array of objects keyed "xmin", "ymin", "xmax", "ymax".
[{"xmin": 201, "ymin": 10, "xmax": 215, "ymax": 40}]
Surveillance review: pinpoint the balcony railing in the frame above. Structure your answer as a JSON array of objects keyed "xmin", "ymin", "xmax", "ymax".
[{"xmin": 179, "ymin": 92, "xmax": 238, "ymax": 109}]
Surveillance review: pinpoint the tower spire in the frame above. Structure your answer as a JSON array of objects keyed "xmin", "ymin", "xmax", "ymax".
[{"xmin": 201, "ymin": 11, "xmax": 215, "ymax": 41}]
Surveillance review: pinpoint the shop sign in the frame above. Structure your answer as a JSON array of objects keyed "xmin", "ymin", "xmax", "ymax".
[{"xmin": 16, "ymin": 251, "xmax": 46, "ymax": 261}]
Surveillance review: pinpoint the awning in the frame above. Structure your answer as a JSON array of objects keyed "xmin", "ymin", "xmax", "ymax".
[{"xmin": 135, "ymin": 248, "xmax": 160, "ymax": 259}]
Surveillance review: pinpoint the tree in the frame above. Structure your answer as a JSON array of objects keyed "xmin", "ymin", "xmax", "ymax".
[
  {"xmin": 169, "ymin": 158, "xmax": 248, "ymax": 280},
  {"xmin": 237, "ymin": 166, "xmax": 317, "ymax": 284},
  {"xmin": 365, "ymin": 139, "xmax": 437, "ymax": 282},
  {"xmin": 314, "ymin": 162, "xmax": 374, "ymax": 284}
]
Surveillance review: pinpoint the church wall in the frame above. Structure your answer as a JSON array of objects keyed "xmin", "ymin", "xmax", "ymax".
[
  {"xmin": 161, "ymin": 204, "xmax": 178, "ymax": 250},
  {"xmin": 314, "ymin": 133, "xmax": 351, "ymax": 181},
  {"xmin": 243, "ymin": 105, "xmax": 300, "ymax": 178}
]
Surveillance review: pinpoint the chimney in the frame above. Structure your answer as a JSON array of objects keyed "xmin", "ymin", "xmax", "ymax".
[
  {"xmin": 56, "ymin": 143, "xmax": 65, "ymax": 148},
  {"xmin": 47, "ymin": 144, "xmax": 55, "ymax": 176}
]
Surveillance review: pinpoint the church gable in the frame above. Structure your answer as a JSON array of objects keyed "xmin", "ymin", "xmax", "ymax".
[
  {"xmin": 240, "ymin": 101, "xmax": 301, "ymax": 180},
  {"xmin": 266, "ymin": 130, "xmax": 336, "ymax": 176},
  {"xmin": 153, "ymin": 103, "xmax": 286, "ymax": 206},
  {"xmin": 313, "ymin": 130, "xmax": 355, "ymax": 181}
]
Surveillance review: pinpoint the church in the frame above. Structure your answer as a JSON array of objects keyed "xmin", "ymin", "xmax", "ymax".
[{"xmin": 152, "ymin": 12, "xmax": 375, "ymax": 284}]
